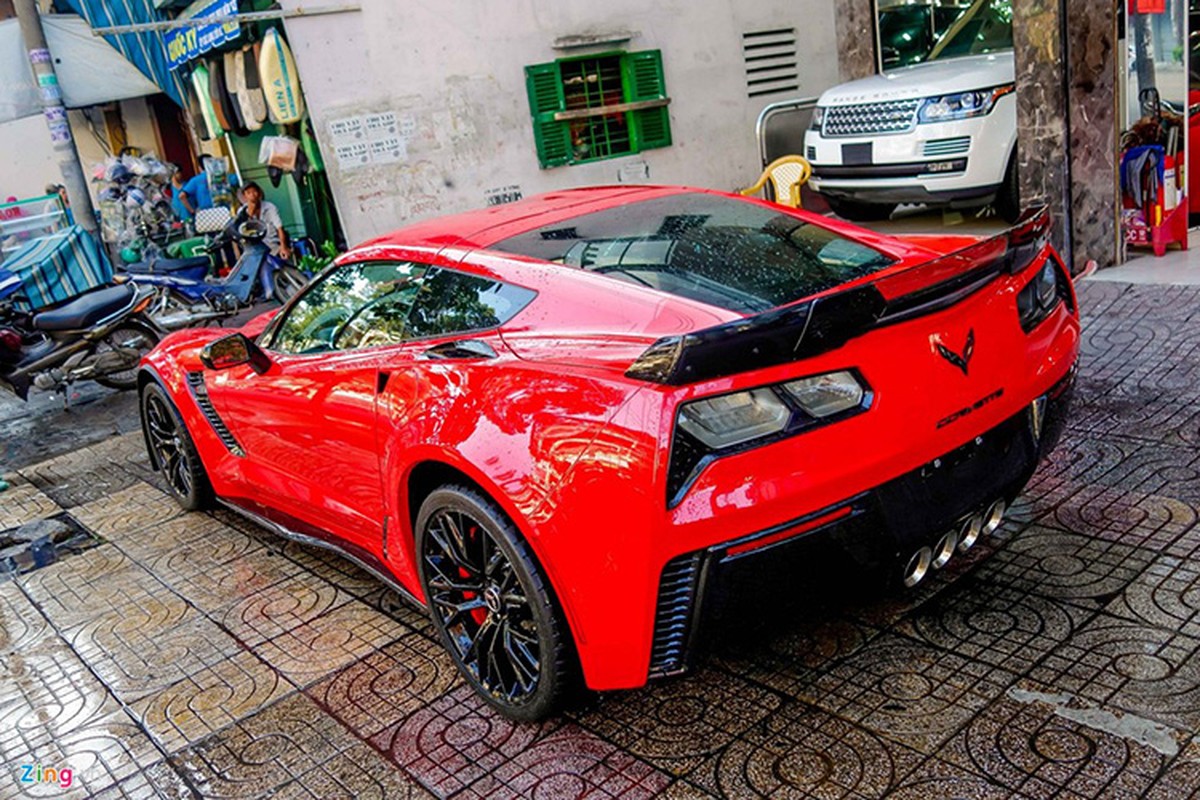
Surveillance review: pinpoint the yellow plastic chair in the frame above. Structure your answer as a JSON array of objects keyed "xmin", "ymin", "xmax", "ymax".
[{"xmin": 739, "ymin": 155, "xmax": 813, "ymax": 209}]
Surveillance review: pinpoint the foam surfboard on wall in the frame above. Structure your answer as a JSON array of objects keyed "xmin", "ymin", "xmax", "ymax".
[
  {"xmin": 190, "ymin": 63, "xmax": 222, "ymax": 138},
  {"xmin": 258, "ymin": 28, "xmax": 305, "ymax": 125},
  {"xmin": 211, "ymin": 56, "xmax": 247, "ymax": 136},
  {"xmin": 224, "ymin": 50, "xmax": 259, "ymax": 132},
  {"xmin": 233, "ymin": 46, "xmax": 265, "ymax": 130},
  {"xmin": 222, "ymin": 51, "xmax": 250, "ymax": 135},
  {"xmin": 206, "ymin": 57, "xmax": 233, "ymax": 134},
  {"xmin": 187, "ymin": 83, "xmax": 214, "ymax": 141}
]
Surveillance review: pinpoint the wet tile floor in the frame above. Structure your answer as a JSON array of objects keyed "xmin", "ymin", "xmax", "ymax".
[{"xmin": 3, "ymin": 280, "xmax": 1200, "ymax": 798}]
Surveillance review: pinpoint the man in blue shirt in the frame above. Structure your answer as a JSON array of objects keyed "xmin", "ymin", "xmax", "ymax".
[
  {"xmin": 178, "ymin": 155, "xmax": 214, "ymax": 215},
  {"xmin": 169, "ymin": 168, "xmax": 192, "ymax": 222}
]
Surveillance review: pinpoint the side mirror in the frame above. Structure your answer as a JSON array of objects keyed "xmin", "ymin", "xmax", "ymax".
[{"xmin": 200, "ymin": 333, "xmax": 271, "ymax": 374}]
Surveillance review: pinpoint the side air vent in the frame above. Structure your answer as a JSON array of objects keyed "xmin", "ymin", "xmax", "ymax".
[
  {"xmin": 742, "ymin": 29, "xmax": 799, "ymax": 98},
  {"xmin": 185, "ymin": 372, "xmax": 245, "ymax": 457},
  {"xmin": 648, "ymin": 551, "xmax": 704, "ymax": 677},
  {"xmin": 923, "ymin": 136, "xmax": 972, "ymax": 157}
]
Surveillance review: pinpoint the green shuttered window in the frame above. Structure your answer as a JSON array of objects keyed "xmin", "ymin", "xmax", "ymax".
[{"xmin": 525, "ymin": 50, "xmax": 672, "ymax": 168}]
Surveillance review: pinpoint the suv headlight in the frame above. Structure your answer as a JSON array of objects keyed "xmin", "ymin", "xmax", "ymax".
[
  {"xmin": 917, "ymin": 84, "xmax": 1014, "ymax": 124},
  {"xmin": 810, "ymin": 106, "xmax": 826, "ymax": 130}
]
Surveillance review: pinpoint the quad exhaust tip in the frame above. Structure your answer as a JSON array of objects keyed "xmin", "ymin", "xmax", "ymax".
[
  {"xmin": 903, "ymin": 546, "xmax": 933, "ymax": 588},
  {"xmin": 958, "ymin": 513, "xmax": 984, "ymax": 553},
  {"xmin": 932, "ymin": 528, "xmax": 958, "ymax": 570},
  {"xmin": 903, "ymin": 498, "xmax": 1006, "ymax": 589},
  {"xmin": 983, "ymin": 499, "xmax": 1007, "ymax": 536}
]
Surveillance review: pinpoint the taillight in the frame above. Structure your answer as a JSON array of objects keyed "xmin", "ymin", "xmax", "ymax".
[
  {"xmin": 667, "ymin": 370, "xmax": 872, "ymax": 506},
  {"xmin": 1016, "ymin": 256, "xmax": 1071, "ymax": 333}
]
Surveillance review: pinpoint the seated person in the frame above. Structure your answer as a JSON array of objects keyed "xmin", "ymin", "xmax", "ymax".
[{"xmin": 238, "ymin": 181, "xmax": 291, "ymax": 261}]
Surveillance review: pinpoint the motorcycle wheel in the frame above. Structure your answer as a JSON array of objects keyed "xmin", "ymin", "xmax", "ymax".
[
  {"xmin": 273, "ymin": 266, "xmax": 308, "ymax": 304},
  {"xmin": 93, "ymin": 321, "xmax": 160, "ymax": 390}
]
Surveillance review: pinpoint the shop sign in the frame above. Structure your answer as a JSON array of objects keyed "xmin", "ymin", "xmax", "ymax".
[{"xmin": 165, "ymin": 0, "xmax": 241, "ymax": 70}]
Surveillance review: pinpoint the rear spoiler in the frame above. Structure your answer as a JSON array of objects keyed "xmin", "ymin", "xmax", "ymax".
[{"xmin": 626, "ymin": 206, "xmax": 1052, "ymax": 386}]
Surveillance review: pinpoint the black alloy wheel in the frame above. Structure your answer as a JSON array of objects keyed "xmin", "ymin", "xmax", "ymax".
[
  {"xmin": 416, "ymin": 485, "xmax": 574, "ymax": 720},
  {"xmin": 140, "ymin": 382, "xmax": 212, "ymax": 510},
  {"xmin": 94, "ymin": 322, "xmax": 159, "ymax": 390}
]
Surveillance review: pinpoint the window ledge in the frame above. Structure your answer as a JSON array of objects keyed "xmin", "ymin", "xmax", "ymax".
[
  {"xmin": 553, "ymin": 97, "xmax": 670, "ymax": 122},
  {"xmin": 552, "ymin": 31, "xmax": 639, "ymax": 50}
]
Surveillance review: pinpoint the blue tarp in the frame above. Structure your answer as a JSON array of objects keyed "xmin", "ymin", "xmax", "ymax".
[
  {"xmin": 3, "ymin": 226, "xmax": 113, "ymax": 310},
  {"xmin": 56, "ymin": 0, "xmax": 185, "ymax": 106},
  {"xmin": 0, "ymin": 268, "xmax": 20, "ymax": 301}
]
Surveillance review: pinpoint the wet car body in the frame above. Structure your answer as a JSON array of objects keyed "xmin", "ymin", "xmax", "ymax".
[{"xmin": 138, "ymin": 185, "xmax": 1079, "ymax": 718}]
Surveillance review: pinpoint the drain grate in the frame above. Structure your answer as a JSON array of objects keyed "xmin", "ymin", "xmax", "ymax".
[{"xmin": 0, "ymin": 512, "xmax": 101, "ymax": 581}]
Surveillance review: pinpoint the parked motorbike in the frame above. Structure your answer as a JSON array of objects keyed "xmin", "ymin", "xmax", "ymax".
[
  {"xmin": 0, "ymin": 279, "xmax": 162, "ymax": 400},
  {"xmin": 121, "ymin": 215, "xmax": 308, "ymax": 330}
]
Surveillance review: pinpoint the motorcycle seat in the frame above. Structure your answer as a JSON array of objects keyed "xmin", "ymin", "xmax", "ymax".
[
  {"xmin": 123, "ymin": 256, "xmax": 210, "ymax": 275},
  {"xmin": 32, "ymin": 284, "xmax": 137, "ymax": 332}
]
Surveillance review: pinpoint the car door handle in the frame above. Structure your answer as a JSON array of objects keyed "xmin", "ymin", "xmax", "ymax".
[{"xmin": 423, "ymin": 340, "xmax": 497, "ymax": 360}]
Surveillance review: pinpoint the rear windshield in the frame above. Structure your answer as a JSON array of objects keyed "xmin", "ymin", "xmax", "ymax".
[{"xmin": 489, "ymin": 193, "xmax": 895, "ymax": 314}]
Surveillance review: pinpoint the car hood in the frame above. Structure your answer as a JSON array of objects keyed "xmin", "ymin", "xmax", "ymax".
[{"xmin": 817, "ymin": 51, "xmax": 1015, "ymax": 105}]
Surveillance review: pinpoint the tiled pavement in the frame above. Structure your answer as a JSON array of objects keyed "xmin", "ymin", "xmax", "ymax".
[{"xmin": 3, "ymin": 280, "xmax": 1200, "ymax": 798}]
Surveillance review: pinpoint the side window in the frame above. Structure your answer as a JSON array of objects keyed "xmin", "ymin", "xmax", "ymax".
[
  {"xmin": 268, "ymin": 261, "xmax": 429, "ymax": 354},
  {"xmin": 406, "ymin": 268, "xmax": 537, "ymax": 339}
]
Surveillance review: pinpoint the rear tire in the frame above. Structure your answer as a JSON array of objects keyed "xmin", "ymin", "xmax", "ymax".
[
  {"xmin": 93, "ymin": 321, "xmax": 159, "ymax": 390},
  {"xmin": 825, "ymin": 196, "xmax": 897, "ymax": 222},
  {"xmin": 416, "ymin": 485, "xmax": 575, "ymax": 721},
  {"xmin": 140, "ymin": 382, "xmax": 213, "ymax": 510}
]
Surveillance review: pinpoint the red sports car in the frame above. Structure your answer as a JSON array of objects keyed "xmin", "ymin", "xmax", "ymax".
[{"xmin": 138, "ymin": 186, "xmax": 1079, "ymax": 719}]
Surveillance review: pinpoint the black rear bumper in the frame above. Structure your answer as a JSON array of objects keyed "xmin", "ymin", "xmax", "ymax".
[{"xmin": 646, "ymin": 370, "xmax": 1075, "ymax": 678}]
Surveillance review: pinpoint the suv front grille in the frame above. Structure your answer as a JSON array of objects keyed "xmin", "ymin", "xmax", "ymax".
[{"xmin": 822, "ymin": 99, "xmax": 920, "ymax": 137}]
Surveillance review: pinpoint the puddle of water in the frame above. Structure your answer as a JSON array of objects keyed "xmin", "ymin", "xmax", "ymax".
[{"xmin": 0, "ymin": 512, "xmax": 101, "ymax": 581}]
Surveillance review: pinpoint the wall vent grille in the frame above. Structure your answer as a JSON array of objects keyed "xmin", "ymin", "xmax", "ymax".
[{"xmin": 742, "ymin": 28, "xmax": 799, "ymax": 99}]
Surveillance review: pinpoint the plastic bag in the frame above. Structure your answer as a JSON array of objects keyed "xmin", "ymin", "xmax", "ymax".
[
  {"xmin": 204, "ymin": 157, "xmax": 235, "ymax": 207},
  {"xmin": 259, "ymin": 135, "xmax": 300, "ymax": 171}
]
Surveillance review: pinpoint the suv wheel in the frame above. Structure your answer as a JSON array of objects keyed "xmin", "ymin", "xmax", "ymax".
[{"xmin": 995, "ymin": 154, "xmax": 1021, "ymax": 223}]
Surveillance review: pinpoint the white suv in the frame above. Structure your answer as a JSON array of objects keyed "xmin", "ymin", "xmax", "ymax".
[{"xmin": 804, "ymin": 0, "xmax": 1018, "ymax": 222}]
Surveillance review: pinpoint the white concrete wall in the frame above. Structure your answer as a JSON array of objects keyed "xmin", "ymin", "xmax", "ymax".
[
  {"xmin": 0, "ymin": 98, "xmax": 158, "ymax": 208},
  {"xmin": 68, "ymin": 98, "xmax": 167, "ymax": 206},
  {"xmin": 279, "ymin": 0, "xmax": 840, "ymax": 245},
  {"xmin": 0, "ymin": 114, "xmax": 59, "ymax": 200}
]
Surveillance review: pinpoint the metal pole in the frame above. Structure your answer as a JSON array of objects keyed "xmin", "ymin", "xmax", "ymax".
[
  {"xmin": 88, "ymin": 5, "xmax": 362, "ymax": 35},
  {"xmin": 13, "ymin": 0, "xmax": 98, "ymax": 233}
]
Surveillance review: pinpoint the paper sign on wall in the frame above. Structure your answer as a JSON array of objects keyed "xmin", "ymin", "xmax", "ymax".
[
  {"xmin": 369, "ymin": 137, "xmax": 406, "ymax": 164},
  {"xmin": 330, "ymin": 111, "xmax": 410, "ymax": 170},
  {"xmin": 329, "ymin": 116, "xmax": 366, "ymax": 140},
  {"xmin": 334, "ymin": 142, "xmax": 370, "ymax": 168},
  {"xmin": 485, "ymin": 185, "xmax": 523, "ymax": 206},
  {"xmin": 365, "ymin": 112, "xmax": 399, "ymax": 137}
]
